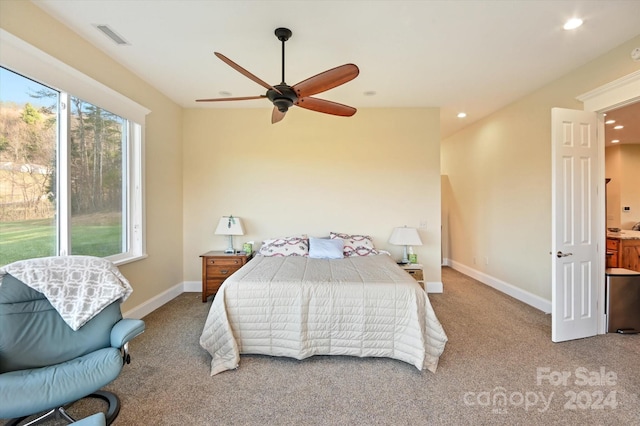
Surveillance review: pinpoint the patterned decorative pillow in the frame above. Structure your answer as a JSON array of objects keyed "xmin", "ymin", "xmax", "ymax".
[
  {"xmin": 330, "ymin": 232, "xmax": 379, "ymax": 257},
  {"xmin": 258, "ymin": 235, "xmax": 309, "ymax": 257}
]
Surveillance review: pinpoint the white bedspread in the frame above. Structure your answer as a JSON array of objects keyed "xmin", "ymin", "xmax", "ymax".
[
  {"xmin": 200, "ymin": 254, "xmax": 447, "ymax": 375},
  {"xmin": 0, "ymin": 255, "xmax": 132, "ymax": 330}
]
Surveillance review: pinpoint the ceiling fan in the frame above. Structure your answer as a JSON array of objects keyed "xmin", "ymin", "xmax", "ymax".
[{"xmin": 196, "ymin": 27, "xmax": 359, "ymax": 124}]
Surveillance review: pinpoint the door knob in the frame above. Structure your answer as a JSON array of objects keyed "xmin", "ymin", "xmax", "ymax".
[{"xmin": 556, "ymin": 251, "xmax": 573, "ymax": 258}]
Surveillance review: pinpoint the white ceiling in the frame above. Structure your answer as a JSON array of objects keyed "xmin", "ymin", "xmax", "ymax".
[
  {"xmin": 604, "ymin": 101, "xmax": 640, "ymax": 147},
  {"xmin": 34, "ymin": 0, "xmax": 640, "ymax": 137}
]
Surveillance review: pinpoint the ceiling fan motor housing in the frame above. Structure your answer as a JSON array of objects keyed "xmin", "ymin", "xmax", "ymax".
[{"xmin": 268, "ymin": 85, "xmax": 298, "ymax": 112}]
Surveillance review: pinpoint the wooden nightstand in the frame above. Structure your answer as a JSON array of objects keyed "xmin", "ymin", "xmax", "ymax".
[
  {"xmin": 399, "ymin": 263, "xmax": 424, "ymax": 289},
  {"xmin": 200, "ymin": 251, "xmax": 253, "ymax": 302}
]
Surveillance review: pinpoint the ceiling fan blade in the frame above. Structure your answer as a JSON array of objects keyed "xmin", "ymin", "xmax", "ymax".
[
  {"xmin": 196, "ymin": 95, "xmax": 266, "ymax": 102},
  {"xmin": 296, "ymin": 97, "xmax": 357, "ymax": 117},
  {"xmin": 293, "ymin": 64, "xmax": 359, "ymax": 98},
  {"xmin": 214, "ymin": 52, "xmax": 281, "ymax": 94},
  {"xmin": 271, "ymin": 107, "xmax": 286, "ymax": 124}
]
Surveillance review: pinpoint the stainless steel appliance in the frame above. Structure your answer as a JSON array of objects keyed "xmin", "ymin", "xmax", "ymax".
[{"xmin": 606, "ymin": 268, "xmax": 640, "ymax": 333}]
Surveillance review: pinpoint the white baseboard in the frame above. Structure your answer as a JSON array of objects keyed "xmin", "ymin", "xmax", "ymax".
[
  {"xmin": 183, "ymin": 280, "xmax": 201, "ymax": 292},
  {"xmin": 443, "ymin": 258, "xmax": 551, "ymax": 314},
  {"xmin": 123, "ymin": 276, "xmax": 443, "ymax": 320},
  {"xmin": 122, "ymin": 281, "xmax": 185, "ymax": 319},
  {"xmin": 426, "ymin": 281, "xmax": 443, "ymax": 293}
]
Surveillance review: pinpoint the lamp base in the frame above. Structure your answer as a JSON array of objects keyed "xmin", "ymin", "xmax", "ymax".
[
  {"xmin": 224, "ymin": 235, "xmax": 235, "ymax": 254},
  {"xmin": 400, "ymin": 245, "xmax": 409, "ymax": 264}
]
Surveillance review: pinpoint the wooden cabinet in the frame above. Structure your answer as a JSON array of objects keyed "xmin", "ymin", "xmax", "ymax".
[
  {"xmin": 606, "ymin": 238, "xmax": 620, "ymax": 268},
  {"xmin": 200, "ymin": 251, "xmax": 252, "ymax": 302},
  {"xmin": 620, "ymin": 239, "xmax": 640, "ymax": 272},
  {"xmin": 606, "ymin": 238, "xmax": 640, "ymax": 272}
]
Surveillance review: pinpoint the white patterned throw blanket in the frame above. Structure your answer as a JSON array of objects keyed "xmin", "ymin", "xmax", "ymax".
[{"xmin": 0, "ymin": 256, "xmax": 132, "ymax": 330}]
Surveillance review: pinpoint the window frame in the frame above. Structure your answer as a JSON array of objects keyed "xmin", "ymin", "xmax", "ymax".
[{"xmin": 0, "ymin": 29, "xmax": 148, "ymax": 265}]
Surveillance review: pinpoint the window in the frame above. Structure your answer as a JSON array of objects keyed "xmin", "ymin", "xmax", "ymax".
[
  {"xmin": 0, "ymin": 31, "xmax": 147, "ymax": 266},
  {"xmin": 0, "ymin": 68, "xmax": 57, "ymax": 264}
]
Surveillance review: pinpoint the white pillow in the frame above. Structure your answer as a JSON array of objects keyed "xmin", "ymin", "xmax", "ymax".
[{"xmin": 309, "ymin": 237, "xmax": 344, "ymax": 259}]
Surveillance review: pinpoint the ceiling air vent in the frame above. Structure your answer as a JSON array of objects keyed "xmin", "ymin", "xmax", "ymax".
[{"xmin": 95, "ymin": 24, "xmax": 130, "ymax": 45}]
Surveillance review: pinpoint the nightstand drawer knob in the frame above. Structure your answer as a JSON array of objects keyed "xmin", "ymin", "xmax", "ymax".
[{"xmin": 220, "ymin": 270, "xmax": 229, "ymax": 275}]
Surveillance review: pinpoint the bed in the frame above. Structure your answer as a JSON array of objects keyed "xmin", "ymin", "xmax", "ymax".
[{"xmin": 199, "ymin": 240, "xmax": 448, "ymax": 375}]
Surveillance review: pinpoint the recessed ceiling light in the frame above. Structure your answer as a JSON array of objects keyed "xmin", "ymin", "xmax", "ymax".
[
  {"xmin": 611, "ymin": 139, "xmax": 620, "ymax": 143},
  {"xmin": 219, "ymin": 91, "xmax": 232, "ymax": 96},
  {"xmin": 563, "ymin": 18, "xmax": 583, "ymax": 30},
  {"xmin": 363, "ymin": 91, "xmax": 377, "ymax": 96},
  {"xmin": 457, "ymin": 112, "xmax": 467, "ymax": 118},
  {"xmin": 614, "ymin": 125, "xmax": 624, "ymax": 130},
  {"xmin": 605, "ymin": 119, "xmax": 616, "ymax": 124}
]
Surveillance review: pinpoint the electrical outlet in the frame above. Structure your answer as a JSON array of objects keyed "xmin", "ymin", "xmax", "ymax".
[
  {"xmin": 419, "ymin": 220, "xmax": 427, "ymax": 229},
  {"xmin": 485, "ymin": 257, "xmax": 489, "ymax": 265}
]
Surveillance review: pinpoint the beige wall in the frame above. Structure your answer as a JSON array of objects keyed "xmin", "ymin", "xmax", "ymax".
[
  {"xmin": 183, "ymin": 108, "xmax": 442, "ymax": 284},
  {"xmin": 620, "ymin": 145, "xmax": 640, "ymax": 229},
  {"xmin": 442, "ymin": 34, "xmax": 640, "ymax": 301},
  {"xmin": 606, "ymin": 145, "xmax": 623, "ymax": 228},
  {"xmin": 606, "ymin": 144, "xmax": 640, "ymax": 229},
  {"xmin": 0, "ymin": 1, "xmax": 184, "ymax": 311}
]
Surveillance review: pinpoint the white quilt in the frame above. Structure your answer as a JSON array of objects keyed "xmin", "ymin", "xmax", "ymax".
[
  {"xmin": 199, "ymin": 254, "xmax": 447, "ymax": 375},
  {"xmin": 0, "ymin": 255, "xmax": 132, "ymax": 330}
]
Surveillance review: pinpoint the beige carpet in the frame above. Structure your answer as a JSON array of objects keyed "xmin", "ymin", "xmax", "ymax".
[{"xmin": 6, "ymin": 267, "xmax": 639, "ymax": 425}]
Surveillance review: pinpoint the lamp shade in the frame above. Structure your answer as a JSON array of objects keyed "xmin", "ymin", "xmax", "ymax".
[
  {"xmin": 215, "ymin": 216, "xmax": 244, "ymax": 236},
  {"xmin": 388, "ymin": 226, "xmax": 422, "ymax": 246}
]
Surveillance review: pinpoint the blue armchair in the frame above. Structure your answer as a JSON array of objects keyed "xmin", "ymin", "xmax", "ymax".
[{"xmin": 0, "ymin": 271, "xmax": 145, "ymax": 425}]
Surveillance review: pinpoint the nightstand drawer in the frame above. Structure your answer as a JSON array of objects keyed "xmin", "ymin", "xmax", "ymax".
[
  {"xmin": 206, "ymin": 264, "xmax": 240, "ymax": 278},
  {"xmin": 205, "ymin": 258, "xmax": 243, "ymax": 267},
  {"xmin": 405, "ymin": 269, "xmax": 424, "ymax": 281}
]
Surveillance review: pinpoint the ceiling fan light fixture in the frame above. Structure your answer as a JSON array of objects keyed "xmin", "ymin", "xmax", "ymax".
[{"xmin": 273, "ymin": 98, "xmax": 293, "ymax": 112}]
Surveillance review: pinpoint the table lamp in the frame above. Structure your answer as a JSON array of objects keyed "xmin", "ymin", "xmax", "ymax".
[
  {"xmin": 215, "ymin": 215, "xmax": 244, "ymax": 253},
  {"xmin": 389, "ymin": 226, "xmax": 422, "ymax": 264}
]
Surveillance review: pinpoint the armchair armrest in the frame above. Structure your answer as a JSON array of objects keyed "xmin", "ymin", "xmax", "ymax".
[{"xmin": 110, "ymin": 318, "xmax": 145, "ymax": 349}]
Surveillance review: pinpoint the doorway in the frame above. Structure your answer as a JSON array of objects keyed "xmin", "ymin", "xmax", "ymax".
[
  {"xmin": 604, "ymin": 101, "xmax": 640, "ymax": 231},
  {"xmin": 577, "ymin": 69, "xmax": 640, "ymax": 335}
]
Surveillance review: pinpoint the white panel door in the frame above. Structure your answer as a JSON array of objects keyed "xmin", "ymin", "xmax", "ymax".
[{"xmin": 551, "ymin": 107, "xmax": 599, "ymax": 343}]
